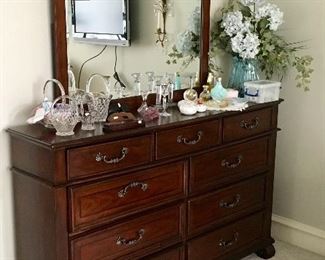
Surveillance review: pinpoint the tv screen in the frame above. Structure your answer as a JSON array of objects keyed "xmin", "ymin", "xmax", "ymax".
[{"xmin": 71, "ymin": 0, "xmax": 130, "ymax": 46}]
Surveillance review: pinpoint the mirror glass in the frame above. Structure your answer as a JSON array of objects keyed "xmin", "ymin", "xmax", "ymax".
[{"xmin": 65, "ymin": 0, "xmax": 201, "ymax": 98}]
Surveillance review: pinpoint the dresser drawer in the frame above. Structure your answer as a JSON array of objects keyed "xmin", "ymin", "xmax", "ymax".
[
  {"xmin": 156, "ymin": 120, "xmax": 219, "ymax": 160},
  {"xmin": 187, "ymin": 212, "xmax": 264, "ymax": 259},
  {"xmin": 188, "ymin": 176, "xmax": 265, "ymax": 235},
  {"xmin": 67, "ymin": 135, "xmax": 152, "ymax": 180},
  {"xmin": 70, "ymin": 161, "xmax": 186, "ymax": 232},
  {"xmin": 190, "ymin": 137, "xmax": 269, "ymax": 193},
  {"xmin": 145, "ymin": 247, "xmax": 183, "ymax": 260},
  {"xmin": 71, "ymin": 205, "xmax": 184, "ymax": 260},
  {"xmin": 223, "ymin": 108, "xmax": 273, "ymax": 143}
]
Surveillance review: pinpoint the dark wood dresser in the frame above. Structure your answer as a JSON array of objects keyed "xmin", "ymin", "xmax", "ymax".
[{"xmin": 8, "ymin": 101, "xmax": 281, "ymax": 260}]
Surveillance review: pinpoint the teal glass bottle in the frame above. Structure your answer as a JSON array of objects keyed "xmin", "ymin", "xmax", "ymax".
[
  {"xmin": 211, "ymin": 77, "xmax": 227, "ymax": 101},
  {"xmin": 228, "ymin": 56, "xmax": 260, "ymax": 97}
]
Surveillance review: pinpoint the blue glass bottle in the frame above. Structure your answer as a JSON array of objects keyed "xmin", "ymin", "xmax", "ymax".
[
  {"xmin": 211, "ymin": 77, "xmax": 227, "ymax": 101},
  {"xmin": 228, "ymin": 56, "xmax": 260, "ymax": 97}
]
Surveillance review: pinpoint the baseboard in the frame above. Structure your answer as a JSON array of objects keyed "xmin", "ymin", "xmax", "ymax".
[{"xmin": 272, "ymin": 214, "xmax": 325, "ymax": 256}]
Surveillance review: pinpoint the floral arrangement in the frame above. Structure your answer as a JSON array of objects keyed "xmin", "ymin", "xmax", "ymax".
[
  {"xmin": 211, "ymin": 0, "xmax": 313, "ymax": 91},
  {"xmin": 167, "ymin": 6, "xmax": 201, "ymax": 69}
]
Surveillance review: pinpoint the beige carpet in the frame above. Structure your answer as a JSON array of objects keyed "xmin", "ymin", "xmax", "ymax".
[{"xmin": 242, "ymin": 241, "xmax": 325, "ymax": 260}]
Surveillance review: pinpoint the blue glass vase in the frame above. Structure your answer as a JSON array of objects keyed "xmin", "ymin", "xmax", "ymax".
[{"xmin": 228, "ymin": 56, "xmax": 260, "ymax": 97}]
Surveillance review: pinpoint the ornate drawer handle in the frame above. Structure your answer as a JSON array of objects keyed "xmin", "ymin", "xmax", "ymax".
[
  {"xmin": 118, "ymin": 182, "xmax": 148, "ymax": 198},
  {"xmin": 95, "ymin": 147, "xmax": 128, "ymax": 164},
  {"xmin": 219, "ymin": 232, "xmax": 239, "ymax": 248},
  {"xmin": 221, "ymin": 155, "xmax": 243, "ymax": 169},
  {"xmin": 177, "ymin": 131, "xmax": 203, "ymax": 145},
  {"xmin": 219, "ymin": 194, "xmax": 241, "ymax": 209},
  {"xmin": 116, "ymin": 229, "xmax": 145, "ymax": 246},
  {"xmin": 240, "ymin": 117, "xmax": 260, "ymax": 129}
]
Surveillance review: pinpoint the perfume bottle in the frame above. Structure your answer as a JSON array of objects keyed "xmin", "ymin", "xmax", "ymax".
[
  {"xmin": 199, "ymin": 85, "xmax": 211, "ymax": 102},
  {"xmin": 174, "ymin": 72, "xmax": 181, "ymax": 90},
  {"xmin": 211, "ymin": 77, "xmax": 227, "ymax": 101},
  {"xmin": 207, "ymin": 72, "xmax": 214, "ymax": 91}
]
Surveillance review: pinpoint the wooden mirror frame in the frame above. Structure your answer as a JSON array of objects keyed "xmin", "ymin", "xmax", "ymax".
[{"xmin": 51, "ymin": 0, "xmax": 211, "ymax": 97}]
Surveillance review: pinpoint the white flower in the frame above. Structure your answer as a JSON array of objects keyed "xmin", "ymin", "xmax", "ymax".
[
  {"xmin": 256, "ymin": 3, "xmax": 284, "ymax": 31},
  {"xmin": 240, "ymin": 0, "xmax": 265, "ymax": 6},
  {"xmin": 176, "ymin": 30, "xmax": 195, "ymax": 56},
  {"xmin": 221, "ymin": 11, "xmax": 246, "ymax": 37},
  {"xmin": 188, "ymin": 6, "xmax": 201, "ymax": 35},
  {"xmin": 231, "ymin": 32, "xmax": 260, "ymax": 59}
]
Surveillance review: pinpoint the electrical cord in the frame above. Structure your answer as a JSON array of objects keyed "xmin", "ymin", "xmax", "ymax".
[
  {"xmin": 77, "ymin": 45, "xmax": 107, "ymax": 88},
  {"xmin": 113, "ymin": 46, "xmax": 127, "ymax": 89}
]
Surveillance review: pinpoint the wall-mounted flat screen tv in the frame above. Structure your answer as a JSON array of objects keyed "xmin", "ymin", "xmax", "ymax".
[{"xmin": 71, "ymin": 0, "xmax": 130, "ymax": 46}]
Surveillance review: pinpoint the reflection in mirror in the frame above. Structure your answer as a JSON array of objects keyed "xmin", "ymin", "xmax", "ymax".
[{"xmin": 65, "ymin": 0, "xmax": 201, "ymax": 99}]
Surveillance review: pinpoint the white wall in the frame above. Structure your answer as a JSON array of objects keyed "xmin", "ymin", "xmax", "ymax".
[
  {"xmin": 272, "ymin": 0, "xmax": 325, "ymax": 231},
  {"xmin": 0, "ymin": 1, "xmax": 52, "ymax": 259}
]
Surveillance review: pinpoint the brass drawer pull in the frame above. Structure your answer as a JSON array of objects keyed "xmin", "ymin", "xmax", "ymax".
[
  {"xmin": 219, "ymin": 232, "xmax": 239, "ymax": 248},
  {"xmin": 95, "ymin": 147, "xmax": 128, "ymax": 164},
  {"xmin": 219, "ymin": 194, "xmax": 241, "ymax": 209},
  {"xmin": 221, "ymin": 155, "xmax": 243, "ymax": 169},
  {"xmin": 116, "ymin": 229, "xmax": 145, "ymax": 246},
  {"xmin": 177, "ymin": 131, "xmax": 203, "ymax": 145},
  {"xmin": 118, "ymin": 182, "xmax": 148, "ymax": 198},
  {"xmin": 240, "ymin": 117, "xmax": 260, "ymax": 129}
]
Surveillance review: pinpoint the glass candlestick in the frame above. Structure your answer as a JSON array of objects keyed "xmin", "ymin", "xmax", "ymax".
[
  {"xmin": 137, "ymin": 90, "xmax": 150, "ymax": 114},
  {"xmin": 131, "ymin": 73, "xmax": 141, "ymax": 96},
  {"xmin": 146, "ymin": 71, "xmax": 155, "ymax": 92},
  {"xmin": 160, "ymin": 84, "xmax": 171, "ymax": 117},
  {"xmin": 154, "ymin": 75, "xmax": 163, "ymax": 107}
]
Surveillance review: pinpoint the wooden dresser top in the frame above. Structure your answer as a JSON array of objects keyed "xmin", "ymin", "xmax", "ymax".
[{"xmin": 7, "ymin": 101, "xmax": 281, "ymax": 149}]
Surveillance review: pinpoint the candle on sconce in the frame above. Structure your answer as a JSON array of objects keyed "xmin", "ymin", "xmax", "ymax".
[{"xmin": 157, "ymin": 12, "xmax": 161, "ymax": 30}]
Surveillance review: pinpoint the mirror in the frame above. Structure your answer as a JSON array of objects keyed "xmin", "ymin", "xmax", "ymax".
[
  {"xmin": 52, "ymin": 0, "xmax": 211, "ymax": 99},
  {"xmin": 64, "ymin": 0, "xmax": 201, "ymax": 98}
]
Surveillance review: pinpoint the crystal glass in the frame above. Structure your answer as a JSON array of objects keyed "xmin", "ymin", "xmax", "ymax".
[
  {"xmin": 79, "ymin": 92, "xmax": 97, "ymax": 131},
  {"xmin": 85, "ymin": 74, "xmax": 112, "ymax": 122},
  {"xmin": 146, "ymin": 71, "xmax": 155, "ymax": 92},
  {"xmin": 164, "ymin": 73, "xmax": 175, "ymax": 103},
  {"xmin": 228, "ymin": 56, "xmax": 260, "ymax": 97},
  {"xmin": 160, "ymin": 84, "xmax": 171, "ymax": 117},
  {"xmin": 137, "ymin": 88, "xmax": 150, "ymax": 114},
  {"xmin": 42, "ymin": 79, "xmax": 66, "ymax": 128},
  {"xmin": 69, "ymin": 68, "xmax": 85, "ymax": 116},
  {"xmin": 154, "ymin": 75, "xmax": 163, "ymax": 106},
  {"xmin": 50, "ymin": 95, "xmax": 79, "ymax": 136},
  {"xmin": 131, "ymin": 73, "xmax": 141, "ymax": 96}
]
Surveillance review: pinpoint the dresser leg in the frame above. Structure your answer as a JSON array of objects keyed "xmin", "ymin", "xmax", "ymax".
[{"xmin": 255, "ymin": 244, "xmax": 275, "ymax": 259}]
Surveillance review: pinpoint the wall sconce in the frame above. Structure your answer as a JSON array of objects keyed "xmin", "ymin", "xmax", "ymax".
[{"xmin": 154, "ymin": 0, "xmax": 168, "ymax": 47}]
